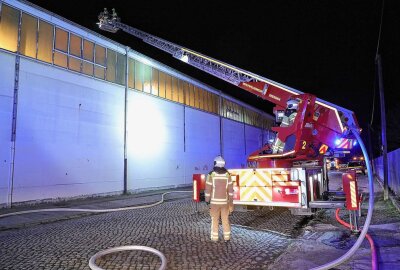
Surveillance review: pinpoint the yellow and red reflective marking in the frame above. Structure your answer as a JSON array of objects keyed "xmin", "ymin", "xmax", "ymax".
[
  {"xmin": 319, "ymin": 144, "xmax": 329, "ymax": 154},
  {"xmin": 271, "ymin": 173, "xmax": 289, "ymax": 182},
  {"xmin": 350, "ymin": 181, "xmax": 357, "ymax": 208},
  {"xmin": 240, "ymin": 186, "xmax": 272, "ymax": 202},
  {"xmin": 337, "ymin": 138, "xmax": 351, "ymax": 149},
  {"xmin": 193, "ymin": 180, "xmax": 198, "ymax": 201},
  {"xmin": 238, "ymin": 170, "xmax": 272, "ymax": 187}
]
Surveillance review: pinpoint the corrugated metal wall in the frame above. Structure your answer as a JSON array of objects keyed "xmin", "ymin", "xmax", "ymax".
[
  {"xmin": 374, "ymin": 149, "xmax": 400, "ymax": 195},
  {"xmin": 10, "ymin": 57, "xmax": 126, "ymax": 203},
  {"xmin": 0, "ymin": 51, "xmax": 267, "ymax": 205},
  {"xmin": 0, "ymin": 53, "xmax": 15, "ymax": 205}
]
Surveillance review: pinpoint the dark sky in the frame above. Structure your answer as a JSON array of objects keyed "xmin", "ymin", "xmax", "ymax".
[{"xmin": 28, "ymin": 0, "xmax": 399, "ymax": 152}]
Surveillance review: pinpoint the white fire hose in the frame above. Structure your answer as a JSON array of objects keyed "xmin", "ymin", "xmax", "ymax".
[{"xmin": 311, "ymin": 127, "xmax": 375, "ymax": 270}]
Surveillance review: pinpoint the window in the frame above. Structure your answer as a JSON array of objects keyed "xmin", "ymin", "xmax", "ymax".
[
  {"xmin": 55, "ymin": 28, "xmax": 68, "ymax": 52},
  {"xmin": 244, "ymin": 108, "xmax": 260, "ymax": 126},
  {"xmin": 54, "ymin": 51, "xmax": 67, "ymax": 68},
  {"xmin": 0, "ymin": 5, "xmax": 20, "ymax": 52},
  {"xmin": 151, "ymin": 68, "xmax": 159, "ymax": 96},
  {"xmin": 172, "ymin": 77, "xmax": 179, "ymax": 102},
  {"xmin": 20, "ymin": 13, "xmax": 37, "ymax": 58},
  {"xmin": 94, "ymin": 66, "xmax": 105, "ymax": 79},
  {"xmin": 210, "ymin": 92, "xmax": 217, "ymax": 114},
  {"xmin": 158, "ymin": 71, "xmax": 166, "ymax": 98},
  {"xmin": 116, "ymin": 52, "xmax": 126, "ymax": 85},
  {"xmin": 198, "ymin": 88, "xmax": 204, "ymax": 110},
  {"xmin": 95, "ymin": 44, "xmax": 106, "ymax": 66},
  {"xmin": 204, "ymin": 91, "xmax": 211, "ymax": 112},
  {"xmin": 134, "ymin": 60, "xmax": 144, "ymax": 91},
  {"xmin": 183, "ymin": 81, "xmax": 190, "ymax": 106},
  {"xmin": 178, "ymin": 79, "xmax": 184, "ymax": 103},
  {"xmin": 37, "ymin": 20, "xmax": 53, "ymax": 63},
  {"xmin": 69, "ymin": 34, "xmax": 81, "ymax": 57},
  {"xmin": 68, "ymin": 56, "xmax": 81, "ymax": 72},
  {"xmin": 224, "ymin": 99, "xmax": 242, "ymax": 121},
  {"xmin": 106, "ymin": 49, "xmax": 116, "ymax": 82},
  {"xmin": 165, "ymin": 73, "xmax": 172, "ymax": 100},
  {"xmin": 143, "ymin": 63, "xmax": 151, "ymax": 93},
  {"xmin": 83, "ymin": 40, "xmax": 94, "ymax": 62},
  {"xmin": 54, "ymin": 27, "xmax": 68, "ymax": 67},
  {"xmin": 189, "ymin": 84, "xmax": 195, "ymax": 107},
  {"xmin": 82, "ymin": 62, "xmax": 93, "ymax": 76},
  {"xmin": 194, "ymin": 86, "xmax": 200, "ymax": 109},
  {"xmin": 204, "ymin": 89, "xmax": 209, "ymax": 111},
  {"xmin": 128, "ymin": 58, "xmax": 135, "ymax": 88}
]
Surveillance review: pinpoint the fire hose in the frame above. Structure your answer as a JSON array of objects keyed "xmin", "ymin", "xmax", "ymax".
[
  {"xmin": 0, "ymin": 190, "xmax": 192, "ymax": 270},
  {"xmin": 335, "ymin": 208, "xmax": 378, "ymax": 270},
  {"xmin": 311, "ymin": 127, "xmax": 375, "ymax": 270}
]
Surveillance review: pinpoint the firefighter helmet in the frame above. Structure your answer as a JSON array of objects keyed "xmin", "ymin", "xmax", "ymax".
[
  {"xmin": 214, "ymin": 155, "xmax": 225, "ymax": 168},
  {"xmin": 286, "ymin": 98, "xmax": 300, "ymax": 110}
]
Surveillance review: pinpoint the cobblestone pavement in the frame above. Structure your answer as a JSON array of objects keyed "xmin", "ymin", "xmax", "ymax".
[{"xmin": 0, "ymin": 192, "xmax": 307, "ymax": 270}]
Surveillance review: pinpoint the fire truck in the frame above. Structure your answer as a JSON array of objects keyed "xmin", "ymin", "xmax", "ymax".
[{"xmin": 98, "ymin": 10, "xmax": 361, "ymax": 215}]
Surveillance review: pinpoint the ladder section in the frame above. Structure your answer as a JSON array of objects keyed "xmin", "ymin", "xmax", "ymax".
[{"xmin": 97, "ymin": 9, "xmax": 359, "ymax": 131}]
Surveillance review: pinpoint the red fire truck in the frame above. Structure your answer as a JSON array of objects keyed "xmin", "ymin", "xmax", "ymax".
[{"xmin": 98, "ymin": 10, "xmax": 360, "ymax": 215}]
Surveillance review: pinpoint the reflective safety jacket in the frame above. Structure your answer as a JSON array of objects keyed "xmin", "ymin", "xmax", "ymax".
[
  {"xmin": 281, "ymin": 112, "xmax": 297, "ymax": 127},
  {"xmin": 205, "ymin": 170, "xmax": 233, "ymax": 205}
]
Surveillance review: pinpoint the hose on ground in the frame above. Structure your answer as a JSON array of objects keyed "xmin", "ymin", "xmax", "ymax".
[
  {"xmin": 88, "ymin": 245, "xmax": 167, "ymax": 270},
  {"xmin": 311, "ymin": 127, "xmax": 375, "ymax": 270},
  {"xmin": 335, "ymin": 208, "xmax": 378, "ymax": 270},
  {"xmin": 0, "ymin": 190, "xmax": 192, "ymax": 270},
  {"xmin": 0, "ymin": 191, "xmax": 191, "ymax": 218}
]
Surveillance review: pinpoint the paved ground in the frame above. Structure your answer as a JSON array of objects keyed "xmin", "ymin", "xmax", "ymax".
[
  {"xmin": 0, "ymin": 190, "xmax": 307, "ymax": 270},
  {"xmin": 1, "ymin": 172, "xmax": 399, "ymax": 270}
]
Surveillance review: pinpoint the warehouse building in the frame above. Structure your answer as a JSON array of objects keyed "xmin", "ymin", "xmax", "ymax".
[{"xmin": 0, "ymin": 0, "xmax": 274, "ymax": 206}]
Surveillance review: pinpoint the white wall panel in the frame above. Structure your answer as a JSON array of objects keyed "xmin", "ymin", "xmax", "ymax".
[
  {"xmin": 127, "ymin": 92, "xmax": 185, "ymax": 190},
  {"xmin": 0, "ymin": 52, "xmax": 15, "ymax": 204},
  {"xmin": 222, "ymin": 119, "xmax": 246, "ymax": 169},
  {"xmin": 11, "ymin": 59, "xmax": 125, "ymax": 202},
  {"xmin": 245, "ymin": 125, "xmax": 262, "ymax": 156},
  {"xmin": 185, "ymin": 108, "xmax": 220, "ymax": 182}
]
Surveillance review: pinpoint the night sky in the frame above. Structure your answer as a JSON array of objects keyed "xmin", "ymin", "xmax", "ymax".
[{"xmin": 27, "ymin": 0, "xmax": 399, "ymax": 153}]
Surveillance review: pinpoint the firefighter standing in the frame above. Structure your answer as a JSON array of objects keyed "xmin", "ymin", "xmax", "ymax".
[
  {"xmin": 272, "ymin": 98, "xmax": 300, "ymax": 153},
  {"xmin": 205, "ymin": 156, "xmax": 234, "ymax": 242}
]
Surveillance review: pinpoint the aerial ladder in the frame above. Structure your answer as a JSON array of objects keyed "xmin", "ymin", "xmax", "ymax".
[{"xmin": 98, "ymin": 9, "xmax": 362, "ymax": 215}]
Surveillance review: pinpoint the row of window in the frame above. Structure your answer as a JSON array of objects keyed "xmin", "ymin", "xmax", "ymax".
[{"xmin": 0, "ymin": 3, "xmax": 272, "ymax": 129}]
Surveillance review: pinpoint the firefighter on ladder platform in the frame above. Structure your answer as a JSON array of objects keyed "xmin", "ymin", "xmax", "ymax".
[
  {"xmin": 272, "ymin": 98, "xmax": 300, "ymax": 153},
  {"xmin": 205, "ymin": 156, "xmax": 234, "ymax": 242}
]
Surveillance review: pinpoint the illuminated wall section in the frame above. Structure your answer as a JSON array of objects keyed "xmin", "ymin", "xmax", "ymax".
[
  {"xmin": 127, "ymin": 91, "xmax": 185, "ymax": 190},
  {"xmin": 222, "ymin": 119, "xmax": 247, "ymax": 169},
  {"xmin": 184, "ymin": 107, "xmax": 220, "ymax": 182},
  {"xmin": 245, "ymin": 125, "xmax": 263, "ymax": 156},
  {"xmin": 11, "ymin": 58, "xmax": 125, "ymax": 202},
  {"xmin": 0, "ymin": 52, "xmax": 15, "ymax": 205}
]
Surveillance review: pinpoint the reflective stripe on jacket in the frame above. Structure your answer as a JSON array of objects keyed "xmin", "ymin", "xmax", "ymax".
[
  {"xmin": 281, "ymin": 112, "xmax": 297, "ymax": 127},
  {"xmin": 205, "ymin": 171, "xmax": 233, "ymax": 205}
]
